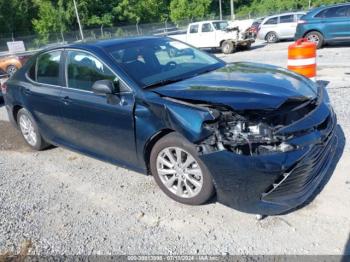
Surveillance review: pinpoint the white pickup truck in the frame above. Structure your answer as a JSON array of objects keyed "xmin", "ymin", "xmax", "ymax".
[{"xmin": 169, "ymin": 20, "xmax": 255, "ymax": 54}]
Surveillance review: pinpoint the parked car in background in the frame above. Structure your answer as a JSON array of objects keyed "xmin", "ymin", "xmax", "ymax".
[
  {"xmin": 295, "ymin": 3, "xmax": 350, "ymax": 48},
  {"xmin": 0, "ymin": 55, "xmax": 30, "ymax": 77},
  {"xmin": 3, "ymin": 37, "xmax": 337, "ymax": 215},
  {"xmin": 169, "ymin": 20, "xmax": 255, "ymax": 54},
  {"xmin": 257, "ymin": 12, "xmax": 306, "ymax": 43}
]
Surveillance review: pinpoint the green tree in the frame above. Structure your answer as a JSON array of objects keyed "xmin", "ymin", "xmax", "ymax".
[
  {"xmin": 0, "ymin": 0, "xmax": 37, "ymax": 36},
  {"xmin": 87, "ymin": 14, "xmax": 113, "ymax": 37},
  {"xmin": 236, "ymin": 0, "xmax": 349, "ymax": 18},
  {"xmin": 32, "ymin": 0, "xmax": 72, "ymax": 42},
  {"xmin": 170, "ymin": 0, "xmax": 212, "ymax": 22},
  {"xmin": 112, "ymin": 0, "xmax": 168, "ymax": 23}
]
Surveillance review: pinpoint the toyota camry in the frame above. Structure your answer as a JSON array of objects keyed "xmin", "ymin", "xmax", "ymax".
[{"xmin": 2, "ymin": 37, "xmax": 337, "ymax": 215}]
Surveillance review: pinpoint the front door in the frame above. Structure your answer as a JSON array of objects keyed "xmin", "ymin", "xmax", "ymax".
[
  {"xmin": 58, "ymin": 50, "xmax": 137, "ymax": 167},
  {"xmin": 199, "ymin": 23, "xmax": 217, "ymax": 48}
]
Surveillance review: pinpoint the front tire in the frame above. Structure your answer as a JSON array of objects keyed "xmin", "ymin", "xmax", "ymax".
[
  {"xmin": 150, "ymin": 133, "xmax": 215, "ymax": 205},
  {"xmin": 305, "ymin": 31, "xmax": 324, "ymax": 49},
  {"xmin": 17, "ymin": 108, "xmax": 50, "ymax": 150},
  {"xmin": 221, "ymin": 40, "xmax": 235, "ymax": 54}
]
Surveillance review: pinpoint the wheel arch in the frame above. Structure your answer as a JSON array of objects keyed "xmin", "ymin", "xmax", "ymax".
[
  {"xmin": 143, "ymin": 128, "xmax": 174, "ymax": 174},
  {"xmin": 303, "ymin": 29, "xmax": 324, "ymax": 38},
  {"xmin": 220, "ymin": 39, "xmax": 235, "ymax": 47},
  {"xmin": 12, "ymin": 104, "xmax": 23, "ymax": 124}
]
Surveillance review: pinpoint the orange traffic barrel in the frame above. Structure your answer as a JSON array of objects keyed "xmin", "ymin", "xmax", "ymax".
[{"xmin": 288, "ymin": 38, "xmax": 317, "ymax": 81}]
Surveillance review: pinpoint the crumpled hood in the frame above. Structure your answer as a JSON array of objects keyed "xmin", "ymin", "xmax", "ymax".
[{"xmin": 153, "ymin": 62, "xmax": 318, "ymax": 110}]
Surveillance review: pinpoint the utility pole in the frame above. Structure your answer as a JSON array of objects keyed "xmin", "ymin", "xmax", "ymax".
[
  {"xmin": 230, "ymin": 0, "xmax": 235, "ymax": 21},
  {"xmin": 73, "ymin": 0, "xmax": 84, "ymax": 40},
  {"xmin": 308, "ymin": 0, "xmax": 311, "ymax": 9},
  {"xmin": 219, "ymin": 0, "xmax": 222, "ymax": 20}
]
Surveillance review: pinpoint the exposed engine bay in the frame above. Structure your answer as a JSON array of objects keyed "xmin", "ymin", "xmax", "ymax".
[
  {"xmin": 199, "ymin": 109, "xmax": 292, "ymax": 156},
  {"xmin": 194, "ymin": 98, "xmax": 319, "ymax": 156}
]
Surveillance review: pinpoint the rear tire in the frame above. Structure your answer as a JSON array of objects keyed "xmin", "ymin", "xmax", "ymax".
[
  {"xmin": 221, "ymin": 40, "xmax": 235, "ymax": 54},
  {"xmin": 305, "ymin": 31, "xmax": 324, "ymax": 49},
  {"xmin": 17, "ymin": 108, "xmax": 50, "ymax": 151},
  {"xmin": 150, "ymin": 133, "xmax": 215, "ymax": 205},
  {"xmin": 266, "ymin": 32, "xmax": 279, "ymax": 43}
]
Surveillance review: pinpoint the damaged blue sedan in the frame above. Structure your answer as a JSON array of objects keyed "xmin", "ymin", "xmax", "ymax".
[{"xmin": 3, "ymin": 37, "xmax": 337, "ymax": 215}]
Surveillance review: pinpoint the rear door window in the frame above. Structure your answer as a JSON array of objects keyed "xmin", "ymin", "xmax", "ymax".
[
  {"xmin": 66, "ymin": 51, "xmax": 117, "ymax": 92},
  {"xmin": 37, "ymin": 51, "xmax": 62, "ymax": 85},
  {"xmin": 280, "ymin": 15, "xmax": 294, "ymax": 23},
  {"xmin": 265, "ymin": 17, "xmax": 278, "ymax": 25}
]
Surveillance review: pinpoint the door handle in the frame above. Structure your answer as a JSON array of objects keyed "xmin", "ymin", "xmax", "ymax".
[
  {"xmin": 24, "ymin": 88, "xmax": 31, "ymax": 95},
  {"xmin": 61, "ymin": 96, "xmax": 72, "ymax": 105}
]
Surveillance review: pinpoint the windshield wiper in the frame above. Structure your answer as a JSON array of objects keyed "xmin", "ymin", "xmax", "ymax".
[{"xmin": 144, "ymin": 77, "xmax": 189, "ymax": 89}]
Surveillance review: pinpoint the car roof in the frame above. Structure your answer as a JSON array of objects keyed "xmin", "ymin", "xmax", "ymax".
[
  {"xmin": 306, "ymin": 2, "xmax": 350, "ymax": 17},
  {"xmin": 39, "ymin": 36, "xmax": 162, "ymax": 53},
  {"xmin": 263, "ymin": 11, "xmax": 306, "ymax": 20}
]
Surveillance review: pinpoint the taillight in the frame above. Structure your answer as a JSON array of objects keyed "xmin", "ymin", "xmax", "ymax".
[{"xmin": 1, "ymin": 81, "xmax": 7, "ymax": 95}]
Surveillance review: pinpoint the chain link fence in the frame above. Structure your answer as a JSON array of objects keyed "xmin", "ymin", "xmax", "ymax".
[{"xmin": 0, "ymin": 9, "xmax": 304, "ymax": 53}]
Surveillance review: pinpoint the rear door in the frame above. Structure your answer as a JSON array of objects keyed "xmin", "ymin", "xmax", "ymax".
[
  {"xmin": 58, "ymin": 50, "xmax": 137, "ymax": 166},
  {"xmin": 278, "ymin": 14, "xmax": 297, "ymax": 38},
  {"xmin": 316, "ymin": 5, "xmax": 350, "ymax": 40},
  {"xmin": 23, "ymin": 50, "xmax": 65, "ymax": 141}
]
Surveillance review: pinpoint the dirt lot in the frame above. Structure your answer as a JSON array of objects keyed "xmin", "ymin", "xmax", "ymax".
[{"xmin": 0, "ymin": 41, "xmax": 350, "ymax": 256}]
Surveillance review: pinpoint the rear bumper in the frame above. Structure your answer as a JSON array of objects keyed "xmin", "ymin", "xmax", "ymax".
[{"xmin": 200, "ymin": 87, "xmax": 338, "ymax": 215}]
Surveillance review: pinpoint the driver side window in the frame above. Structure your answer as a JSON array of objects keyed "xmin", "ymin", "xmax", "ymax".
[
  {"xmin": 202, "ymin": 23, "xmax": 213, "ymax": 33},
  {"xmin": 66, "ymin": 51, "xmax": 117, "ymax": 91}
]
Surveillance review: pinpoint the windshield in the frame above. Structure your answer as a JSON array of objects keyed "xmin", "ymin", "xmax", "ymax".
[
  {"xmin": 212, "ymin": 21, "xmax": 229, "ymax": 30},
  {"xmin": 106, "ymin": 38, "xmax": 224, "ymax": 88}
]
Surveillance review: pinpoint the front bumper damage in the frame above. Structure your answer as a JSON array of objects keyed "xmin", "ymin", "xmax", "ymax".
[{"xmin": 196, "ymin": 86, "xmax": 338, "ymax": 215}]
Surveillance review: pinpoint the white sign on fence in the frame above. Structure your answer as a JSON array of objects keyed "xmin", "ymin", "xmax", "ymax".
[{"xmin": 7, "ymin": 41, "xmax": 26, "ymax": 53}]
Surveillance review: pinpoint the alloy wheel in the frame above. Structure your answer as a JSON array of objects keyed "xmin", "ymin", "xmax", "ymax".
[
  {"xmin": 156, "ymin": 147, "xmax": 203, "ymax": 198},
  {"xmin": 19, "ymin": 114, "xmax": 37, "ymax": 146},
  {"xmin": 267, "ymin": 33, "xmax": 277, "ymax": 43},
  {"xmin": 306, "ymin": 34, "xmax": 320, "ymax": 44}
]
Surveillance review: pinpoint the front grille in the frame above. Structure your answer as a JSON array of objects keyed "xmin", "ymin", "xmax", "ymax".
[{"xmin": 262, "ymin": 117, "xmax": 336, "ymax": 202}]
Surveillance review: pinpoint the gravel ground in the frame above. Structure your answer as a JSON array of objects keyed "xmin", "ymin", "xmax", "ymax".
[{"xmin": 0, "ymin": 41, "xmax": 350, "ymax": 256}]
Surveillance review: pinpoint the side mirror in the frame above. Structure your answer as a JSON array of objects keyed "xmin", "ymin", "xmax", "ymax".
[{"xmin": 92, "ymin": 80, "xmax": 118, "ymax": 95}]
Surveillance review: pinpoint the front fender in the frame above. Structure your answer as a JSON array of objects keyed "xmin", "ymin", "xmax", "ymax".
[{"xmin": 134, "ymin": 94, "xmax": 217, "ymax": 168}]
